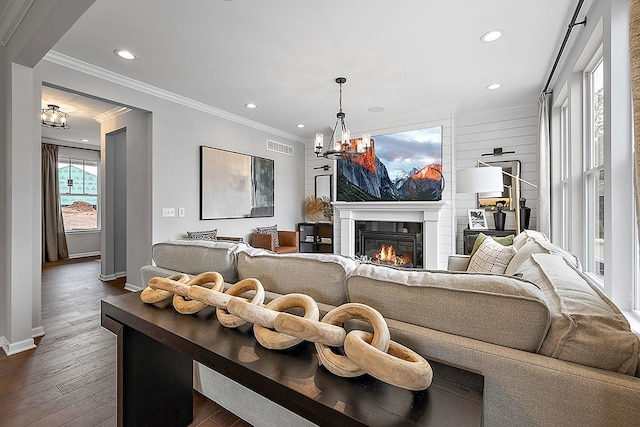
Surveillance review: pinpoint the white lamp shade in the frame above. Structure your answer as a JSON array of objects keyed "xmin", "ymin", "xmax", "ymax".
[{"xmin": 457, "ymin": 166, "xmax": 503, "ymax": 193}]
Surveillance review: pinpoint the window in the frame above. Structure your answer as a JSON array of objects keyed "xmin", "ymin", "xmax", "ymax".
[
  {"xmin": 58, "ymin": 157, "xmax": 99, "ymax": 230},
  {"xmin": 584, "ymin": 55, "xmax": 605, "ymax": 283},
  {"xmin": 560, "ymin": 101, "xmax": 570, "ymax": 248}
]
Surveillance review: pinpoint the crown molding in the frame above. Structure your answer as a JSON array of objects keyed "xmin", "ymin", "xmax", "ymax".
[
  {"xmin": 0, "ymin": 0, "xmax": 34, "ymax": 46},
  {"xmin": 44, "ymin": 50, "xmax": 306, "ymax": 143},
  {"xmin": 94, "ymin": 106, "xmax": 133, "ymax": 124}
]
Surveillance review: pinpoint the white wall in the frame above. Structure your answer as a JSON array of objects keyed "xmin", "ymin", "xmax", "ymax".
[
  {"xmin": 33, "ymin": 58, "xmax": 306, "ymax": 288},
  {"xmin": 454, "ymin": 105, "xmax": 539, "ymax": 253}
]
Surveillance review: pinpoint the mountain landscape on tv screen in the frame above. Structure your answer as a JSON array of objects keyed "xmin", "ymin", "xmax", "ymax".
[{"xmin": 337, "ymin": 141, "xmax": 442, "ymax": 202}]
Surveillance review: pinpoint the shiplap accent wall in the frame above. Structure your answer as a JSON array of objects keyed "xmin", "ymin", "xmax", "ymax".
[
  {"xmin": 304, "ymin": 112, "xmax": 455, "ymax": 269},
  {"xmin": 454, "ymin": 105, "xmax": 539, "ymax": 253}
]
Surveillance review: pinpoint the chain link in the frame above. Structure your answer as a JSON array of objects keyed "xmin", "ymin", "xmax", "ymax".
[{"xmin": 142, "ymin": 273, "xmax": 432, "ymax": 391}]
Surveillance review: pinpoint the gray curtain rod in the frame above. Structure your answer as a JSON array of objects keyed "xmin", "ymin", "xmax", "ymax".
[{"xmin": 543, "ymin": 0, "xmax": 587, "ymax": 94}]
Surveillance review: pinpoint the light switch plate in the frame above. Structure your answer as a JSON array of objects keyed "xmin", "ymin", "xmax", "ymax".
[
  {"xmin": 162, "ymin": 208, "xmax": 175, "ymax": 217},
  {"xmin": 178, "ymin": 208, "xmax": 185, "ymax": 217}
]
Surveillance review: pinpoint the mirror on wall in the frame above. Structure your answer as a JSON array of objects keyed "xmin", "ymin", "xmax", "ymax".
[
  {"xmin": 477, "ymin": 160, "xmax": 521, "ymax": 210},
  {"xmin": 315, "ymin": 174, "xmax": 333, "ymax": 200}
]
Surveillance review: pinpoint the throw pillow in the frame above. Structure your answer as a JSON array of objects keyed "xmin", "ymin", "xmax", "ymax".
[
  {"xmin": 186, "ymin": 229, "xmax": 218, "ymax": 240},
  {"xmin": 256, "ymin": 225, "xmax": 279, "ymax": 247},
  {"xmin": 470, "ymin": 233, "xmax": 515, "ymax": 258},
  {"xmin": 467, "ymin": 236, "xmax": 517, "ymax": 275}
]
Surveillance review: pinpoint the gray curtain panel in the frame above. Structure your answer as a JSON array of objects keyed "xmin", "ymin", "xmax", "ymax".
[
  {"xmin": 631, "ymin": 1, "xmax": 640, "ymax": 246},
  {"xmin": 42, "ymin": 144, "xmax": 69, "ymax": 262}
]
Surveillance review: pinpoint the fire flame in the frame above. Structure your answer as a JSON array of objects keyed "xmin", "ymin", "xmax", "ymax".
[{"xmin": 374, "ymin": 244, "xmax": 411, "ymax": 266}]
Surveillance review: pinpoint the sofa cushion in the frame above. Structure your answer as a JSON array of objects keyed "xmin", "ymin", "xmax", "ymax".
[
  {"xmin": 512, "ymin": 229, "xmax": 549, "ymax": 251},
  {"xmin": 505, "ymin": 237, "xmax": 581, "ymax": 276},
  {"xmin": 152, "ymin": 239, "xmax": 248, "ymax": 283},
  {"xmin": 470, "ymin": 232, "xmax": 515, "ymax": 257},
  {"xmin": 346, "ymin": 264, "xmax": 550, "ymax": 352},
  {"xmin": 186, "ymin": 229, "xmax": 218, "ymax": 240},
  {"xmin": 237, "ymin": 248, "xmax": 356, "ymax": 306},
  {"xmin": 522, "ymin": 253, "xmax": 639, "ymax": 375},
  {"xmin": 467, "ymin": 237, "xmax": 516, "ymax": 274}
]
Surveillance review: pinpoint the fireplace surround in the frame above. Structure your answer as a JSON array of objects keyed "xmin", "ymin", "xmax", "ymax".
[{"xmin": 334, "ymin": 201, "xmax": 445, "ymax": 269}]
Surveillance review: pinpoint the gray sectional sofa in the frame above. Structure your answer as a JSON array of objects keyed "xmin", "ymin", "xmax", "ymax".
[{"xmin": 140, "ymin": 231, "xmax": 640, "ymax": 427}]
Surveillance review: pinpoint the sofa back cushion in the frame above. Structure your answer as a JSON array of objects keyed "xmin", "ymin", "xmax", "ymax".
[
  {"xmin": 346, "ymin": 264, "xmax": 551, "ymax": 352},
  {"xmin": 237, "ymin": 248, "xmax": 356, "ymax": 306},
  {"xmin": 152, "ymin": 239, "xmax": 248, "ymax": 283},
  {"xmin": 519, "ymin": 253, "xmax": 639, "ymax": 375}
]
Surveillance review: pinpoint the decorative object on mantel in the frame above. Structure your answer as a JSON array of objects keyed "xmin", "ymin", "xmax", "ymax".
[
  {"xmin": 314, "ymin": 77, "xmax": 371, "ymax": 159},
  {"xmin": 520, "ymin": 197, "xmax": 532, "ymax": 230},
  {"xmin": 41, "ymin": 104, "xmax": 70, "ymax": 129},
  {"xmin": 141, "ymin": 273, "xmax": 433, "ymax": 391}
]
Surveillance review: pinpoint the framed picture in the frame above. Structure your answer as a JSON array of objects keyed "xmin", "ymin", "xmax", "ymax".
[
  {"xmin": 468, "ymin": 209, "xmax": 488, "ymax": 230},
  {"xmin": 200, "ymin": 146, "xmax": 274, "ymax": 219}
]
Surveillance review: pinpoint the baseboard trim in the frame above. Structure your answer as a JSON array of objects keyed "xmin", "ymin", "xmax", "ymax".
[
  {"xmin": 124, "ymin": 283, "xmax": 142, "ymax": 292},
  {"xmin": 32, "ymin": 326, "xmax": 45, "ymax": 338},
  {"xmin": 115, "ymin": 271, "xmax": 127, "ymax": 279},
  {"xmin": 68, "ymin": 251, "xmax": 101, "ymax": 259},
  {"xmin": 99, "ymin": 273, "xmax": 116, "ymax": 281},
  {"xmin": 2, "ymin": 337, "xmax": 36, "ymax": 356}
]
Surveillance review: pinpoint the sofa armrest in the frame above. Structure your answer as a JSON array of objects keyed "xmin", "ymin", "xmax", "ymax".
[
  {"xmin": 447, "ymin": 254, "xmax": 470, "ymax": 271},
  {"xmin": 277, "ymin": 230, "xmax": 299, "ymax": 250},
  {"xmin": 251, "ymin": 233, "xmax": 275, "ymax": 251}
]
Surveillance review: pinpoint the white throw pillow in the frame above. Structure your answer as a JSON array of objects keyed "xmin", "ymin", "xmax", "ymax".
[{"xmin": 467, "ymin": 236, "xmax": 517, "ymax": 275}]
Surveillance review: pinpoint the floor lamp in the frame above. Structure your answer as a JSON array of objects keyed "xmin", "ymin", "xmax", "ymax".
[{"xmin": 457, "ymin": 161, "xmax": 537, "ymax": 233}]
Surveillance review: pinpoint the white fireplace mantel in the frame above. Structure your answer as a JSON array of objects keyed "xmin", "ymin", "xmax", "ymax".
[{"xmin": 333, "ymin": 201, "xmax": 446, "ymax": 269}]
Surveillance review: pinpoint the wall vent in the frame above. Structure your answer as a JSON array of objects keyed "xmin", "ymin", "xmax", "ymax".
[{"xmin": 267, "ymin": 139, "xmax": 294, "ymax": 156}]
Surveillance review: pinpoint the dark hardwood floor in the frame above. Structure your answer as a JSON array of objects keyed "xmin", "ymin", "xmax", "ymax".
[{"xmin": 0, "ymin": 257, "xmax": 250, "ymax": 427}]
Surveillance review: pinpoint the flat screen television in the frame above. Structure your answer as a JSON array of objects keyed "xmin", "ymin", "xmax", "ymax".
[
  {"xmin": 337, "ymin": 126, "xmax": 443, "ymax": 202},
  {"xmin": 200, "ymin": 146, "xmax": 274, "ymax": 219}
]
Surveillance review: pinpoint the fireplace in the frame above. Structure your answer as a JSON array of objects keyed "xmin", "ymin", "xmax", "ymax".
[
  {"xmin": 356, "ymin": 221, "xmax": 423, "ymax": 268},
  {"xmin": 333, "ymin": 201, "xmax": 445, "ymax": 269}
]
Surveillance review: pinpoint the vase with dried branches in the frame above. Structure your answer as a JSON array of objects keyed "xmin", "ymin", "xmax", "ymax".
[{"xmin": 304, "ymin": 196, "xmax": 333, "ymax": 222}]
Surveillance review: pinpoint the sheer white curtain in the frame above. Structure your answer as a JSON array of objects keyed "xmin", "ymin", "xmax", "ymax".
[
  {"xmin": 631, "ymin": 0, "xmax": 640, "ymax": 244},
  {"xmin": 537, "ymin": 93, "xmax": 551, "ymax": 236}
]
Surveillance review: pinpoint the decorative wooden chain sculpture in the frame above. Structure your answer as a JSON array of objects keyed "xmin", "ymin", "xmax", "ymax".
[{"xmin": 140, "ymin": 272, "xmax": 433, "ymax": 391}]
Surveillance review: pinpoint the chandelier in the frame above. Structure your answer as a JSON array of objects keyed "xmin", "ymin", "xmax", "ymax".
[
  {"xmin": 314, "ymin": 77, "xmax": 371, "ymax": 159},
  {"xmin": 41, "ymin": 104, "xmax": 70, "ymax": 129}
]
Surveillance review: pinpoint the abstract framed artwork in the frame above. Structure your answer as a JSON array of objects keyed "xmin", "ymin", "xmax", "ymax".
[
  {"xmin": 336, "ymin": 126, "xmax": 443, "ymax": 202},
  {"xmin": 200, "ymin": 146, "xmax": 274, "ymax": 219}
]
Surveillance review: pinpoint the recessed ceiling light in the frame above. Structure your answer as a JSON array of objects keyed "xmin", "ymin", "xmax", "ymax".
[
  {"xmin": 296, "ymin": 124, "xmax": 305, "ymax": 128},
  {"xmin": 368, "ymin": 106, "xmax": 385, "ymax": 113},
  {"xmin": 245, "ymin": 103, "xmax": 257, "ymax": 109},
  {"xmin": 480, "ymin": 30, "xmax": 503, "ymax": 42},
  {"xmin": 114, "ymin": 49, "xmax": 137, "ymax": 60},
  {"xmin": 80, "ymin": 138, "xmax": 90, "ymax": 142},
  {"xmin": 486, "ymin": 83, "xmax": 502, "ymax": 90}
]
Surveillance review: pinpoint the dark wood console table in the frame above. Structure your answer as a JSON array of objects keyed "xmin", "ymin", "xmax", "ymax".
[{"xmin": 101, "ymin": 292, "xmax": 483, "ymax": 426}]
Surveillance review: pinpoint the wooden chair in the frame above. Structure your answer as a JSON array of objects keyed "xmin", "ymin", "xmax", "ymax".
[{"xmin": 251, "ymin": 230, "xmax": 299, "ymax": 254}]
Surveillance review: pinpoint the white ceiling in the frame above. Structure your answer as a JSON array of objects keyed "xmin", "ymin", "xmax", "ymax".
[{"xmin": 43, "ymin": 0, "xmax": 576, "ymax": 143}]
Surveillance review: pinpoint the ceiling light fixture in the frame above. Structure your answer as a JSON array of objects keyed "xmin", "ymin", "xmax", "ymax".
[
  {"xmin": 41, "ymin": 104, "xmax": 70, "ymax": 129},
  {"xmin": 486, "ymin": 83, "xmax": 502, "ymax": 90},
  {"xmin": 296, "ymin": 124, "xmax": 305, "ymax": 128},
  {"xmin": 314, "ymin": 77, "xmax": 371, "ymax": 159},
  {"xmin": 245, "ymin": 103, "xmax": 257, "ymax": 109},
  {"xmin": 80, "ymin": 139, "xmax": 90, "ymax": 142},
  {"xmin": 480, "ymin": 30, "xmax": 503, "ymax": 42},
  {"xmin": 114, "ymin": 49, "xmax": 137, "ymax": 60}
]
